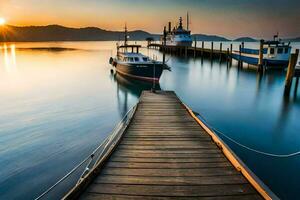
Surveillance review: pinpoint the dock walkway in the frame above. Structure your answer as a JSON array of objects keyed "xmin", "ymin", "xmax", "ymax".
[{"xmin": 66, "ymin": 91, "xmax": 272, "ymax": 200}]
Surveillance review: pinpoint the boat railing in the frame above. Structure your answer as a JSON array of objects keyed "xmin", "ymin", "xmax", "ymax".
[
  {"xmin": 34, "ymin": 104, "xmax": 137, "ymax": 200},
  {"xmin": 240, "ymin": 48, "xmax": 267, "ymax": 55}
]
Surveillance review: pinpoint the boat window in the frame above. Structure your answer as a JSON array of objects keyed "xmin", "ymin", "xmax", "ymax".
[
  {"xmin": 269, "ymin": 48, "xmax": 275, "ymax": 55},
  {"xmin": 142, "ymin": 57, "xmax": 149, "ymax": 62},
  {"xmin": 277, "ymin": 48, "xmax": 283, "ymax": 54},
  {"xmin": 128, "ymin": 57, "xmax": 134, "ymax": 62},
  {"xmin": 134, "ymin": 57, "xmax": 139, "ymax": 62},
  {"xmin": 285, "ymin": 48, "xmax": 289, "ymax": 54}
]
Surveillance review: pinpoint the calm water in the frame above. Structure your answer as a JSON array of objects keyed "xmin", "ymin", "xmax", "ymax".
[{"xmin": 0, "ymin": 41, "xmax": 300, "ymax": 199}]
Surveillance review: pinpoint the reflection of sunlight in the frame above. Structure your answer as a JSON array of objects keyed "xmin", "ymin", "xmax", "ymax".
[{"xmin": 1, "ymin": 44, "xmax": 17, "ymax": 72}]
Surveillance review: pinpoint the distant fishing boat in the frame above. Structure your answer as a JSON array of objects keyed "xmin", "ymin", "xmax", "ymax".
[
  {"xmin": 109, "ymin": 25, "xmax": 170, "ymax": 82},
  {"xmin": 231, "ymin": 34, "xmax": 292, "ymax": 68},
  {"xmin": 164, "ymin": 13, "xmax": 193, "ymax": 47}
]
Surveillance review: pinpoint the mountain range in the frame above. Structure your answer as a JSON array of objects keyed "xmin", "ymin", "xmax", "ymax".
[{"xmin": 0, "ymin": 25, "xmax": 299, "ymax": 42}]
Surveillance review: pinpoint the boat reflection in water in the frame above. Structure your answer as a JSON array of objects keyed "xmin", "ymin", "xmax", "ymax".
[{"xmin": 111, "ymin": 71, "xmax": 161, "ymax": 117}]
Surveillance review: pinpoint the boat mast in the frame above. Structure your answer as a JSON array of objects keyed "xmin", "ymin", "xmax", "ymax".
[
  {"xmin": 124, "ymin": 23, "xmax": 128, "ymax": 46},
  {"xmin": 179, "ymin": 17, "xmax": 183, "ymax": 29},
  {"xmin": 187, "ymin": 12, "xmax": 189, "ymax": 31}
]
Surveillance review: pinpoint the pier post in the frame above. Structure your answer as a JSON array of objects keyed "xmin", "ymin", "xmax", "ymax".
[
  {"xmin": 240, "ymin": 42, "xmax": 244, "ymax": 67},
  {"xmin": 258, "ymin": 40, "xmax": 264, "ymax": 72},
  {"xmin": 201, "ymin": 41, "xmax": 204, "ymax": 57},
  {"xmin": 211, "ymin": 42, "xmax": 214, "ymax": 59},
  {"xmin": 194, "ymin": 39, "xmax": 197, "ymax": 58},
  {"xmin": 185, "ymin": 46, "xmax": 188, "ymax": 58},
  {"xmin": 163, "ymin": 26, "xmax": 167, "ymax": 64},
  {"xmin": 230, "ymin": 44, "xmax": 233, "ymax": 65},
  {"xmin": 238, "ymin": 44, "xmax": 242, "ymax": 68},
  {"xmin": 284, "ymin": 49, "xmax": 299, "ymax": 96},
  {"xmin": 219, "ymin": 43, "xmax": 223, "ymax": 61},
  {"xmin": 226, "ymin": 48, "xmax": 229, "ymax": 62}
]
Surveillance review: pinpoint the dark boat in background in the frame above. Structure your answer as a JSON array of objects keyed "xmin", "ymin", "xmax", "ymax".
[{"xmin": 109, "ymin": 25, "xmax": 170, "ymax": 82}]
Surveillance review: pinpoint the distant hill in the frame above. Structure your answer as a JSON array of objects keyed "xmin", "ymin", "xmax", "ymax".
[
  {"xmin": 285, "ymin": 37, "xmax": 300, "ymax": 42},
  {"xmin": 192, "ymin": 34, "xmax": 229, "ymax": 41},
  {"xmin": 0, "ymin": 25, "xmax": 161, "ymax": 42},
  {"xmin": 1, "ymin": 24, "xmax": 297, "ymax": 43},
  {"xmin": 234, "ymin": 37, "xmax": 257, "ymax": 42}
]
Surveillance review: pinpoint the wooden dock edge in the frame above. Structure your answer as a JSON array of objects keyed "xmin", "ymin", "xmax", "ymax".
[
  {"xmin": 62, "ymin": 105, "xmax": 139, "ymax": 200},
  {"xmin": 181, "ymin": 102, "xmax": 279, "ymax": 200}
]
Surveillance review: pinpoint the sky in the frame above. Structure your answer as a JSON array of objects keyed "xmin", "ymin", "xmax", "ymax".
[{"xmin": 0, "ymin": 0, "xmax": 299, "ymax": 39}]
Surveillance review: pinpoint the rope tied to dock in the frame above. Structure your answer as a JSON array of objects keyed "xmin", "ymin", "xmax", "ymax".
[{"xmin": 195, "ymin": 112, "xmax": 300, "ymax": 158}]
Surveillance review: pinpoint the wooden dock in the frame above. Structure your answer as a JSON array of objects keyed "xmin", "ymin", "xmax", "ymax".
[
  {"xmin": 65, "ymin": 91, "xmax": 276, "ymax": 200},
  {"xmin": 148, "ymin": 43, "xmax": 229, "ymax": 60}
]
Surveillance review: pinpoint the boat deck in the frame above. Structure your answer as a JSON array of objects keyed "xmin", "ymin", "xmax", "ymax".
[{"xmin": 72, "ymin": 91, "xmax": 268, "ymax": 199}]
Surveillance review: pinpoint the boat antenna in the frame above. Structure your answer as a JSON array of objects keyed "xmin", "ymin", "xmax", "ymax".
[
  {"xmin": 124, "ymin": 23, "xmax": 128, "ymax": 46},
  {"xmin": 274, "ymin": 32, "xmax": 279, "ymax": 41}
]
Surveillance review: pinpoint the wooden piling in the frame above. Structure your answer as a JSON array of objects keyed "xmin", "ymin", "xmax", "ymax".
[
  {"xmin": 258, "ymin": 40, "xmax": 264, "ymax": 72},
  {"xmin": 230, "ymin": 44, "xmax": 233, "ymax": 64},
  {"xmin": 238, "ymin": 45, "xmax": 242, "ymax": 68},
  {"xmin": 211, "ymin": 42, "xmax": 214, "ymax": 59},
  {"xmin": 240, "ymin": 42, "xmax": 244, "ymax": 66},
  {"xmin": 201, "ymin": 41, "xmax": 204, "ymax": 57},
  {"xmin": 185, "ymin": 46, "xmax": 188, "ymax": 58},
  {"xmin": 226, "ymin": 48, "xmax": 229, "ymax": 62},
  {"xmin": 219, "ymin": 43, "xmax": 223, "ymax": 61},
  {"xmin": 284, "ymin": 49, "xmax": 299, "ymax": 95},
  {"xmin": 194, "ymin": 39, "xmax": 197, "ymax": 58}
]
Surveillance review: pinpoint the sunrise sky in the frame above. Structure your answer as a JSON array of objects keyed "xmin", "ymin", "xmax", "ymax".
[{"xmin": 0, "ymin": 0, "xmax": 299, "ymax": 39}]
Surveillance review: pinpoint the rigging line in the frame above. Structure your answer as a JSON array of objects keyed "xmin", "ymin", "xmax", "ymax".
[{"xmin": 195, "ymin": 111, "xmax": 300, "ymax": 158}]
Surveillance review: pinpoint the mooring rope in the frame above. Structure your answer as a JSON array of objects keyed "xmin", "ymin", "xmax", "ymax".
[{"xmin": 196, "ymin": 112, "xmax": 300, "ymax": 158}]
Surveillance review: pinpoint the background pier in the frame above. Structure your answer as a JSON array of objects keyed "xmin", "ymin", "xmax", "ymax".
[{"xmin": 148, "ymin": 42, "xmax": 229, "ymax": 60}]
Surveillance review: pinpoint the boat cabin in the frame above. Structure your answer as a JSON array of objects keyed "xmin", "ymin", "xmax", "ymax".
[
  {"xmin": 117, "ymin": 52, "xmax": 151, "ymax": 63},
  {"xmin": 263, "ymin": 41, "xmax": 291, "ymax": 59}
]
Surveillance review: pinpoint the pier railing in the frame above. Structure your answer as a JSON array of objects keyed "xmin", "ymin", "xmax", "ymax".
[{"xmin": 34, "ymin": 104, "xmax": 137, "ymax": 200}]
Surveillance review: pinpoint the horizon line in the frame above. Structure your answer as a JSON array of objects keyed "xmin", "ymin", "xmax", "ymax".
[{"xmin": 3, "ymin": 24, "xmax": 299, "ymax": 40}]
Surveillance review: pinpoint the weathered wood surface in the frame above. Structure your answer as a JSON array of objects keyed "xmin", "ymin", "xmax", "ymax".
[{"xmin": 79, "ymin": 91, "xmax": 262, "ymax": 199}]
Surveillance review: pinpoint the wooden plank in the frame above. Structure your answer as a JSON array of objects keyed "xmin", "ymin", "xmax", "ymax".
[
  {"xmin": 86, "ymin": 184, "xmax": 257, "ymax": 197},
  {"xmin": 120, "ymin": 139, "xmax": 215, "ymax": 145},
  {"xmin": 81, "ymin": 193, "xmax": 263, "ymax": 200},
  {"xmin": 101, "ymin": 168, "xmax": 239, "ymax": 177},
  {"xmin": 111, "ymin": 152, "xmax": 223, "ymax": 158},
  {"xmin": 114, "ymin": 149, "xmax": 220, "ymax": 154},
  {"xmin": 109, "ymin": 157, "xmax": 228, "ymax": 163},
  {"xmin": 105, "ymin": 161, "xmax": 231, "ymax": 169},
  {"xmin": 118, "ymin": 144, "xmax": 218, "ymax": 150},
  {"xmin": 94, "ymin": 174, "xmax": 248, "ymax": 185}
]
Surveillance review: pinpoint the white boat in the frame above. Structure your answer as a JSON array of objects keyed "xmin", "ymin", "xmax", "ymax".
[
  {"xmin": 232, "ymin": 35, "xmax": 292, "ymax": 68},
  {"xmin": 164, "ymin": 13, "xmax": 193, "ymax": 47}
]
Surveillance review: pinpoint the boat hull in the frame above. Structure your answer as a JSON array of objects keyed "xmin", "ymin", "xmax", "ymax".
[
  {"xmin": 231, "ymin": 53, "xmax": 289, "ymax": 68},
  {"xmin": 115, "ymin": 63, "xmax": 165, "ymax": 82}
]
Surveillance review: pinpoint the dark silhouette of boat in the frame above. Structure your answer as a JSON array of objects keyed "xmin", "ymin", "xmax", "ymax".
[{"xmin": 109, "ymin": 24, "xmax": 169, "ymax": 82}]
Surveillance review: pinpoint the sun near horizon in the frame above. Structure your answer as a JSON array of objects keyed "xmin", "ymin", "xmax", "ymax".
[{"xmin": 0, "ymin": 18, "xmax": 6, "ymax": 26}]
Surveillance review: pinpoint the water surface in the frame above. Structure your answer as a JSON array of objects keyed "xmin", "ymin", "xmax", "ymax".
[{"xmin": 0, "ymin": 41, "xmax": 300, "ymax": 199}]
